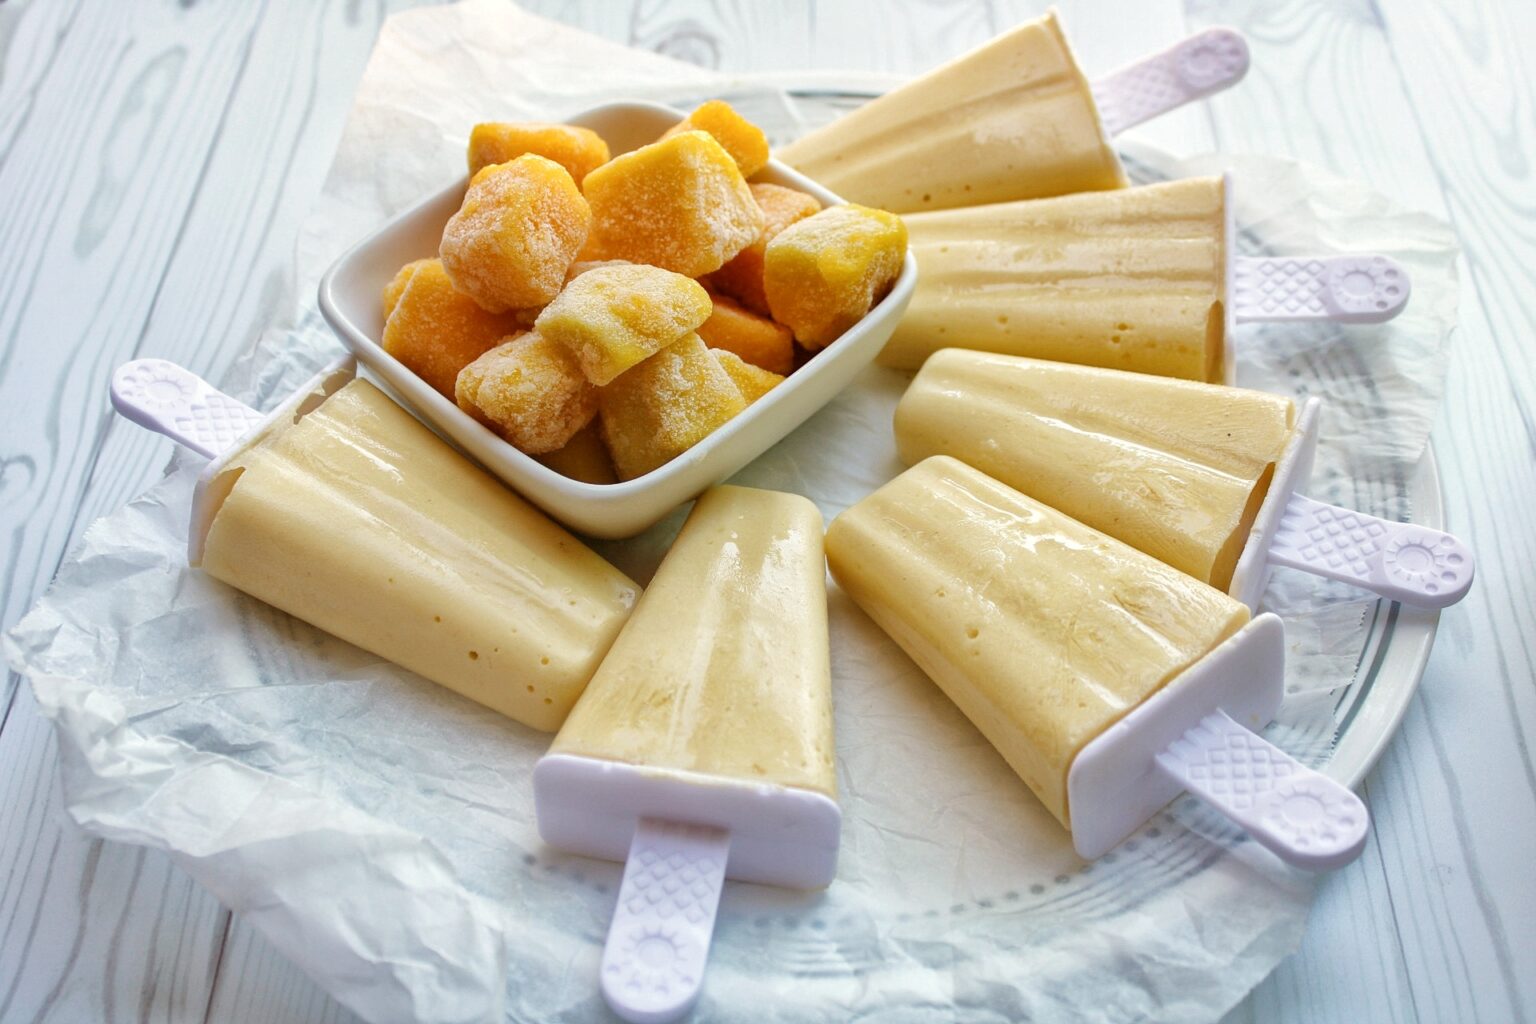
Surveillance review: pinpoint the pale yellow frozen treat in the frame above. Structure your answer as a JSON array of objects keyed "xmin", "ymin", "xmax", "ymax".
[
  {"xmin": 882, "ymin": 176, "xmax": 1228, "ymax": 380},
  {"xmin": 825, "ymin": 456, "xmax": 1248, "ymax": 826},
  {"xmin": 894, "ymin": 351, "xmax": 1294, "ymax": 591},
  {"xmin": 776, "ymin": 10, "xmax": 1125, "ymax": 214},
  {"xmin": 551, "ymin": 486, "xmax": 835, "ymax": 797},
  {"xmin": 198, "ymin": 379, "xmax": 639, "ymax": 732}
]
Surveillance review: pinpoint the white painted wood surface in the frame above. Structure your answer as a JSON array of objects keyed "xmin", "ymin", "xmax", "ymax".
[{"xmin": 0, "ymin": 2, "xmax": 1530, "ymax": 1022}]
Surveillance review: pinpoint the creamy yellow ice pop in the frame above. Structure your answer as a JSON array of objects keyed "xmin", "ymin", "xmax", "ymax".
[
  {"xmin": 777, "ymin": 10, "xmax": 1125, "ymax": 214},
  {"xmin": 826, "ymin": 456, "xmax": 1249, "ymax": 827},
  {"xmin": 549, "ymin": 485, "xmax": 834, "ymax": 796},
  {"xmin": 894, "ymin": 350, "xmax": 1294, "ymax": 591},
  {"xmin": 197, "ymin": 378, "xmax": 639, "ymax": 731},
  {"xmin": 882, "ymin": 176, "xmax": 1228, "ymax": 379},
  {"xmin": 537, "ymin": 485, "xmax": 838, "ymax": 1022}
]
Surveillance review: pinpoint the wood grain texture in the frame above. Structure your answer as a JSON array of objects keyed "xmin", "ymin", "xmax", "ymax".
[
  {"xmin": 0, "ymin": 2, "xmax": 1530, "ymax": 1023},
  {"xmin": 0, "ymin": 1, "xmax": 435, "ymax": 1022},
  {"xmin": 1185, "ymin": 2, "xmax": 1536, "ymax": 1023}
]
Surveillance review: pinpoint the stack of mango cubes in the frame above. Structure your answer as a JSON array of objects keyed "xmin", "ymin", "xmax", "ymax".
[{"xmin": 380, "ymin": 101, "xmax": 908, "ymax": 482}]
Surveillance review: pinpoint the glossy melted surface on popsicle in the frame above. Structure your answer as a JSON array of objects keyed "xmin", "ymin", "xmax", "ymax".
[
  {"xmin": 551, "ymin": 486, "xmax": 836, "ymax": 797},
  {"xmin": 777, "ymin": 10, "xmax": 1125, "ymax": 214},
  {"xmin": 895, "ymin": 351, "xmax": 1295, "ymax": 590},
  {"xmin": 199, "ymin": 379, "xmax": 639, "ymax": 732},
  {"xmin": 882, "ymin": 176, "xmax": 1227, "ymax": 380},
  {"xmin": 825, "ymin": 457, "xmax": 1249, "ymax": 827}
]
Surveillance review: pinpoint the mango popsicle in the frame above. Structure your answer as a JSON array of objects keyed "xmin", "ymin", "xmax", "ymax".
[
  {"xmin": 828, "ymin": 456, "xmax": 1247, "ymax": 826},
  {"xmin": 777, "ymin": 11, "xmax": 1120, "ymax": 213},
  {"xmin": 894, "ymin": 350, "xmax": 1475, "ymax": 610},
  {"xmin": 885, "ymin": 176, "xmax": 1229, "ymax": 378},
  {"xmin": 895, "ymin": 350, "xmax": 1294, "ymax": 591},
  {"xmin": 826, "ymin": 456, "xmax": 1369, "ymax": 866},
  {"xmin": 535, "ymin": 486, "xmax": 839, "ymax": 1023},
  {"xmin": 882, "ymin": 174, "xmax": 1414, "ymax": 379},
  {"xmin": 776, "ymin": 14, "xmax": 1250, "ymax": 214},
  {"xmin": 111, "ymin": 358, "xmax": 639, "ymax": 732}
]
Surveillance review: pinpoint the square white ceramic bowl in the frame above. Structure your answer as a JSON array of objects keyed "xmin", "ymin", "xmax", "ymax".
[{"xmin": 318, "ymin": 100, "xmax": 917, "ymax": 538}]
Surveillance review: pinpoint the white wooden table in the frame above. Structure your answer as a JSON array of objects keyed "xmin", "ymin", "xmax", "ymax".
[{"xmin": 1, "ymin": 2, "xmax": 1531, "ymax": 1021}]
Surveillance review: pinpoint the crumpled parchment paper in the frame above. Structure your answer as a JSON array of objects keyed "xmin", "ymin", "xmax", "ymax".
[{"xmin": 5, "ymin": 2, "xmax": 1459, "ymax": 1022}]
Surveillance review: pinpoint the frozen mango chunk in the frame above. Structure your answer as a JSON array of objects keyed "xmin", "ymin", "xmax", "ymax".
[
  {"xmin": 660, "ymin": 100, "xmax": 770, "ymax": 178},
  {"xmin": 598, "ymin": 333, "xmax": 747, "ymax": 479},
  {"xmin": 535, "ymin": 264, "xmax": 712, "ymax": 386},
  {"xmin": 564, "ymin": 258, "xmax": 632, "ymax": 284},
  {"xmin": 764, "ymin": 204, "xmax": 907, "ymax": 350},
  {"xmin": 382, "ymin": 259, "xmax": 526, "ymax": 398},
  {"xmin": 455, "ymin": 331, "xmax": 597, "ymax": 455},
  {"xmin": 582, "ymin": 131, "xmax": 762, "ymax": 277},
  {"xmin": 467, "ymin": 122, "xmax": 611, "ymax": 182},
  {"xmin": 713, "ymin": 349, "xmax": 784, "ymax": 403},
  {"xmin": 697, "ymin": 293, "xmax": 794, "ymax": 376},
  {"xmin": 382, "ymin": 258, "xmax": 434, "ymax": 320},
  {"xmin": 439, "ymin": 154, "xmax": 592, "ymax": 313},
  {"xmin": 706, "ymin": 183, "xmax": 821, "ymax": 315},
  {"xmin": 537, "ymin": 422, "xmax": 618, "ymax": 485}
]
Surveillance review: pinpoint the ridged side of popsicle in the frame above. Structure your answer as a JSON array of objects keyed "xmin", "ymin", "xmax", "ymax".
[
  {"xmin": 199, "ymin": 379, "xmax": 639, "ymax": 732},
  {"xmin": 826, "ymin": 456, "xmax": 1249, "ymax": 827},
  {"xmin": 777, "ymin": 10, "xmax": 1125, "ymax": 213},
  {"xmin": 883, "ymin": 176, "xmax": 1227, "ymax": 380},
  {"xmin": 894, "ymin": 351, "xmax": 1295, "ymax": 589},
  {"xmin": 551, "ymin": 486, "xmax": 836, "ymax": 798}
]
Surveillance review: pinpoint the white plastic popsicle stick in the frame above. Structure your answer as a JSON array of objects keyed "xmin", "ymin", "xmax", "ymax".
[
  {"xmin": 110, "ymin": 355, "xmax": 358, "ymax": 565},
  {"xmin": 1156, "ymin": 711, "xmax": 1369, "ymax": 871},
  {"xmin": 1068, "ymin": 614, "xmax": 1369, "ymax": 870},
  {"xmin": 1229, "ymin": 398, "xmax": 1476, "ymax": 611},
  {"xmin": 1232, "ymin": 254, "xmax": 1411, "ymax": 324},
  {"xmin": 533, "ymin": 755, "xmax": 840, "ymax": 1024},
  {"xmin": 1267, "ymin": 493, "xmax": 1474, "ymax": 609},
  {"xmin": 601, "ymin": 819, "xmax": 730, "ymax": 1024},
  {"xmin": 111, "ymin": 358, "xmax": 264, "ymax": 458},
  {"xmin": 1091, "ymin": 27, "xmax": 1250, "ymax": 137}
]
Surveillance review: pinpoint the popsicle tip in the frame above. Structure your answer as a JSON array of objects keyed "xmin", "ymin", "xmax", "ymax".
[
  {"xmin": 1380, "ymin": 527, "xmax": 1474, "ymax": 608},
  {"xmin": 1174, "ymin": 26, "xmax": 1250, "ymax": 93},
  {"xmin": 1259, "ymin": 780, "xmax": 1370, "ymax": 872},
  {"xmin": 1327, "ymin": 254, "xmax": 1411, "ymax": 323}
]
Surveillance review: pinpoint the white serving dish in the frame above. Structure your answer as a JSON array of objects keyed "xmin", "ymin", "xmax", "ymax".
[{"xmin": 317, "ymin": 100, "xmax": 918, "ymax": 538}]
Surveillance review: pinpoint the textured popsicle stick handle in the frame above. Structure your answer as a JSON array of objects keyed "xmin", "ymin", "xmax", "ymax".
[
  {"xmin": 1091, "ymin": 27, "xmax": 1250, "ymax": 137},
  {"xmin": 111, "ymin": 359, "xmax": 263, "ymax": 459},
  {"xmin": 1156, "ymin": 710, "xmax": 1368, "ymax": 871},
  {"xmin": 601, "ymin": 818, "xmax": 731, "ymax": 1024},
  {"xmin": 1232, "ymin": 255, "xmax": 1411, "ymax": 324},
  {"xmin": 1267, "ymin": 493, "xmax": 1474, "ymax": 608}
]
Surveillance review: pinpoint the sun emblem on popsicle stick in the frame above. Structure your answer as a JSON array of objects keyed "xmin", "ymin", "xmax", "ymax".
[{"xmin": 607, "ymin": 923, "xmax": 696, "ymax": 998}]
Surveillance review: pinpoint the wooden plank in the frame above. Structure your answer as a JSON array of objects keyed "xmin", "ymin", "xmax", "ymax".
[
  {"xmin": 1188, "ymin": 1, "xmax": 1536, "ymax": 1021},
  {"xmin": 0, "ymin": 685, "xmax": 229, "ymax": 1023},
  {"xmin": 0, "ymin": 1, "xmax": 429, "ymax": 1022},
  {"xmin": 0, "ymin": 0, "xmax": 271, "ymax": 1013},
  {"xmin": 203, "ymin": 918, "xmax": 363, "ymax": 1024}
]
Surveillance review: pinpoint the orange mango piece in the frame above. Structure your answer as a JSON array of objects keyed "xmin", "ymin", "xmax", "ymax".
[
  {"xmin": 467, "ymin": 122, "xmax": 610, "ymax": 182},
  {"xmin": 381, "ymin": 258, "xmax": 434, "ymax": 321},
  {"xmin": 764, "ymin": 204, "xmax": 907, "ymax": 350},
  {"xmin": 537, "ymin": 422, "xmax": 618, "ymax": 485},
  {"xmin": 535, "ymin": 264, "xmax": 711, "ymax": 386},
  {"xmin": 706, "ymin": 183, "xmax": 821, "ymax": 315},
  {"xmin": 696, "ymin": 293, "xmax": 795, "ymax": 376},
  {"xmin": 582, "ymin": 131, "xmax": 762, "ymax": 278},
  {"xmin": 382, "ymin": 259, "xmax": 526, "ymax": 398},
  {"xmin": 455, "ymin": 331, "xmax": 597, "ymax": 455},
  {"xmin": 598, "ymin": 333, "xmax": 747, "ymax": 479},
  {"xmin": 660, "ymin": 100, "xmax": 770, "ymax": 178},
  {"xmin": 440, "ymin": 154, "xmax": 592, "ymax": 313},
  {"xmin": 713, "ymin": 349, "xmax": 784, "ymax": 403}
]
